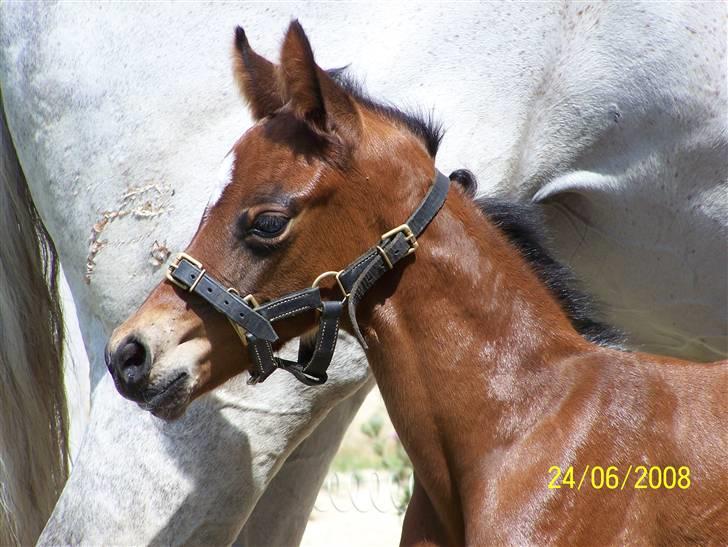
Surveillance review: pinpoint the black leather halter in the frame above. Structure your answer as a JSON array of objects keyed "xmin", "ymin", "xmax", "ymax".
[{"xmin": 166, "ymin": 170, "xmax": 450, "ymax": 386}]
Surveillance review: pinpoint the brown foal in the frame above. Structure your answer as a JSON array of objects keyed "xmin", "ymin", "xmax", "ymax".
[{"xmin": 107, "ymin": 22, "xmax": 727, "ymax": 545}]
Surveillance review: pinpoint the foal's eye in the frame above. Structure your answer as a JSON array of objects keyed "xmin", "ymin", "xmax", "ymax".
[{"xmin": 249, "ymin": 212, "xmax": 289, "ymax": 238}]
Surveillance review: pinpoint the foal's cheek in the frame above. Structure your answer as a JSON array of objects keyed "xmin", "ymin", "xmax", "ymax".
[{"xmin": 193, "ymin": 345, "xmax": 250, "ymax": 397}]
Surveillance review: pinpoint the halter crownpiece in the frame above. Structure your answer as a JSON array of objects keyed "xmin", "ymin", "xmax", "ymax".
[{"xmin": 166, "ymin": 170, "xmax": 450, "ymax": 386}]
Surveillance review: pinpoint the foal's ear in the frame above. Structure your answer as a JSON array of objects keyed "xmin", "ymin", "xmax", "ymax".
[
  {"xmin": 279, "ymin": 20, "xmax": 360, "ymax": 138},
  {"xmin": 233, "ymin": 26, "xmax": 284, "ymax": 120}
]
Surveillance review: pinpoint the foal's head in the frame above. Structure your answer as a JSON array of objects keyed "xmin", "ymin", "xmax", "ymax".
[{"xmin": 106, "ymin": 22, "xmax": 441, "ymax": 418}]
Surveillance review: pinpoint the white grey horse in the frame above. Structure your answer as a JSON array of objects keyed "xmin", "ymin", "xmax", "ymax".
[{"xmin": 0, "ymin": 2, "xmax": 725, "ymax": 545}]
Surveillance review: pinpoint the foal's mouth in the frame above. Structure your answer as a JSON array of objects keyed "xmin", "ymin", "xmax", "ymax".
[{"xmin": 140, "ymin": 372, "xmax": 192, "ymax": 420}]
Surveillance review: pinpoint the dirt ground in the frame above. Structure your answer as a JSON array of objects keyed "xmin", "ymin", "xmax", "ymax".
[{"xmin": 300, "ymin": 472, "xmax": 404, "ymax": 547}]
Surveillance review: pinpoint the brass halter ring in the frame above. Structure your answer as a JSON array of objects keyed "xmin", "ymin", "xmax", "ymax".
[{"xmin": 311, "ymin": 270, "xmax": 349, "ymax": 303}]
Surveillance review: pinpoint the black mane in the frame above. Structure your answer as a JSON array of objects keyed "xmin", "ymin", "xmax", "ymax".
[
  {"xmin": 475, "ymin": 196, "xmax": 623, "ymax": 348},
  {"xmin": 329, "ymin": 69, "xmax": 444, "ymax": 157}
]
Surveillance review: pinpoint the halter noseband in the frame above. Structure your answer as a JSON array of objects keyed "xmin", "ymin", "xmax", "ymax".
[{"xmin": 166, "ymin": 170, "xmax": 450, "ymax": 386}]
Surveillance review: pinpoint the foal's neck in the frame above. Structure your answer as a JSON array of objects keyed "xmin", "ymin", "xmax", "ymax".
[{"xmin": 356, "ymin": 185, "xmax": 588, "ymax": 541}]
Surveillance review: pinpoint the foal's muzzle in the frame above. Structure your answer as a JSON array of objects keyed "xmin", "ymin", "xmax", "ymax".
[{"xmin": 106, "ymin": 334, "xmax": 151, "ymax": 401}]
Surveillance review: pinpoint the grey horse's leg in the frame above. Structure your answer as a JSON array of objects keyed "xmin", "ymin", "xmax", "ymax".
[{"xmin": 235, "ymin": 370, "xmax": 374, "ymax": 546}]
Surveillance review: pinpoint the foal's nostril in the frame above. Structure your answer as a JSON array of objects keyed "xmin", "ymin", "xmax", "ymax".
[{"xmin": 110, "ymin": 335, "xmax": 151, "ymax": 396}]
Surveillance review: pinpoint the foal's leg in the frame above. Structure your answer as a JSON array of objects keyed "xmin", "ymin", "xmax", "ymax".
[{"xmin": 400, "ymin": 476, "xmax": 450, "ymax": 546}]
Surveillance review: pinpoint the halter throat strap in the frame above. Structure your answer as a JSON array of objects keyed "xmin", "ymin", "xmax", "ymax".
[
  {"xmin": 338, "ymin": 170, "xmax": 451, "ymax": 347},
  {"xmin": 166, "ymin": 170, "xmax": 450, "ymax": 385}
]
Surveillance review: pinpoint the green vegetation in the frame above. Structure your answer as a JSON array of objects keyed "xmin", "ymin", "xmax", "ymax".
[{"xmin": 331, "ymin": 412, "xmax": 413, "ymax": 514}]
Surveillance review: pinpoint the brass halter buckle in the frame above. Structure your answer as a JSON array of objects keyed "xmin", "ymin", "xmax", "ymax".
[
  {"xmin": 166, "ymin": 252, "xmax": 205, "ymax": 291},
  {"xmin": 226, "ymin": 288, "xmax": 260, "ymax": 346},
  {"xmin": 167, "ymin": 253, "xmax": 262, "ymax": 347},
  {"xmin": 381, "ymin": 223, "xmax": 418, "ymax": 255}
]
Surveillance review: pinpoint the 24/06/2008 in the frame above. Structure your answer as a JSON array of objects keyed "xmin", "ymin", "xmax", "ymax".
[{"xmin": 548, "ymin": 465, "xmax": 691, "ymax": 491}]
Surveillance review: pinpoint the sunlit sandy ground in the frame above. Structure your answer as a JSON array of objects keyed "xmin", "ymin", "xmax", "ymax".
[
  {"xmin": 300, "ymin": 472, "xmax": 404, "ymax": 547},
  {"xmin": 301, "ymin": 389, "xmax": 406, "ymax": 547}
]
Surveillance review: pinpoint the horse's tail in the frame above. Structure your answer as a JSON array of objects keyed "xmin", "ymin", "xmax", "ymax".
[{"xmin": 0, "ymin": 91, "xmax": 69, "ymax": 545}]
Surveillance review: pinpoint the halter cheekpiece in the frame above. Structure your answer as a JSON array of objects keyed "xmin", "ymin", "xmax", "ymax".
[{"xmin": 166, "ymin": 170, "xmax": 450, "ymax": 386}]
